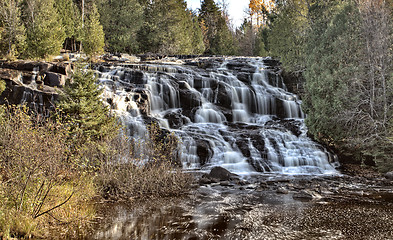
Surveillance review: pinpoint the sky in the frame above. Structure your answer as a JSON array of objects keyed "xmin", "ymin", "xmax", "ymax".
[{"xmin": 185, "ymin": 0, "xmax": 250, "ymax": 28}]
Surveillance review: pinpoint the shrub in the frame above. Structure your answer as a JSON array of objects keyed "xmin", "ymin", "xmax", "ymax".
[
  {"xmin": 0, "ymin": 106, "xmax": 95, "ymax": 239},
  {"xmin": 97, "ymin": 123, "xmax": 193, "ymax": 200}
]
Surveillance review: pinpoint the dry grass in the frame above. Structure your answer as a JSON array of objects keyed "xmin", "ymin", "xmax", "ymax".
[
  {"xmin": 0, "ymin": 106, "xmax": 96, "ymax": 239},
  {"xmin": 97, "ymin": 123, "xmax": 194, "ymax": 200},
  {"xmin": 0, "ymin": 107, "xmax": 193, "ymax": 238}
]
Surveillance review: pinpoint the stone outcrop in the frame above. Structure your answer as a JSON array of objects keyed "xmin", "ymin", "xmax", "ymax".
[
  {"xmin": 94, "ymin": 57, "xmax": 337, "ymax": 175},
  {"xmin": 0, "ymin": 60, "xmax": 73, "ymax": 110}
]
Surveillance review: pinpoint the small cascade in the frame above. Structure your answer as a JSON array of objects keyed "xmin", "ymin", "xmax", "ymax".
[{"xmin": 96, "ymin": 57, "xmax": 338, "ymax": 175}]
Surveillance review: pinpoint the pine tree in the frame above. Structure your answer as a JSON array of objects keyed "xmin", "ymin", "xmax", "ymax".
[
  {"xmin": 0, "ymin": 0, "xmax": 26, "ymax": 59},
  {"xmin": 23, "ymin": 0, "xmax": 65, "ymax": 59},
  {"xmin": 54, "ymin": 0, "xmax": 79, "ymax": 51},
  {"xmin": 267, "ymin": 0, "xmax": 311, "ymax": 72},
  {"xmin": 97, "ymin": 0, "xmax": 143, "ymax": 54},
  {"xmin": 191, "ymin": 12, "xmax": 205, "ymax": 54},
  {"xmin": 254, "ymin": 26, "xmax": 269, "ymax": 56},
  {"xmin": 236, "ymin": 19, "xmax": 255, "ymax": 56},
  {"xmin": 82, "ymin": 3, "xmax": 105, "ymax": 56},
  {"xmin": 138, "ymin": 0, "xmax": 202, "ymax": 55},
  {"xmin": 199, "ymin": 0, "xmax": 236, "ymax": 55},
  {"xmin": 57, "ymin": 65, "xmax": 116, "ymax": 142},
  {"xmin": 303, "ymin": 2, "xmax": 363, "ymax": 143}
]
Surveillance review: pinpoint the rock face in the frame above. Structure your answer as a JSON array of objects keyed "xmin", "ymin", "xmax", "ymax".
[
  {"xmin": 0, "ymin": 61, "xmax": 72, "ymax": 110},
  {"xmin": 94, "ymin": 57, "xmax": 338, "ymax": 175}
]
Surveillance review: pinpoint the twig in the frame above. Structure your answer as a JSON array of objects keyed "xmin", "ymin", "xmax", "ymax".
[{"xmin": 34, "ymin": 192, "xmax": 74, "ymax": 219}]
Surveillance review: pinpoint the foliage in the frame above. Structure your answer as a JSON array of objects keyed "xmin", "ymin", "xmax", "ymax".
[
  {"xmin": 54, "ymin": 0, "xmax": 80, "ymax": 51},
  {"xmin": 303, "ymin": 1, "xmax": 362, "ymax": 142},
  {"xmin": 97, "ymin": 0, "xmax": 143, "ymax": 54},
  {"xmin": 254, "ymin": 26, "xmax": 269, "ymax": 56},
  {"xmin": 236, "ymin": 20, "xmax": 255, "ymax": 56},
  {"xmin": 257, "ymin": 0, "xmax": 393, "ymax": 170},
  {"xmin": 138, "ymin": 0, "xmax": 204, "ymax": 55},
  {"xmin": 0, "ymin": 0, "xmax": 26, "ymax": 59},
  {"xmin": 54, "ymin": 0, "xmax": 77, "ymax": 40},
  {"xmin": 0, "ymin": 80, "xmax": 5, "ymax": 94},
  {"xmin": 58, "ymin": 64, "xmax": 116, "ymax": 143},
  {"xmin": 23, "ymin": 0, "xmax": 65, "ymax": 59},
  {"xmin": 191, "ymin": 12, "xmax": 206, "ymax": 55},
  {"xmin": 249, "ymin": 0, "xmax": 275, "ymax": 27},
  {"xmin": 199, "ymin": 0, "xmax": 237, "ymax": 55},
  {"xmin": 302, "ymin": 0, "xmax": 393, "ymax": 171},
  {"xmin": 0, "ymin": 66, "xmax": 194, "ymax": 237},
  {"xmin": 267, "ymin": 0, "xmax": 311, "ymax": 72},
  {"xmin": 81, "ymin": 3, "xmax": 105, "ymax": 57}
]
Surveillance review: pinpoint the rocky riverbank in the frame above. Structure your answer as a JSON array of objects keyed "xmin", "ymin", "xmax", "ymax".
[{"xmin": 91, "ymin": 166, "xmax": 393, "ymax": 240}]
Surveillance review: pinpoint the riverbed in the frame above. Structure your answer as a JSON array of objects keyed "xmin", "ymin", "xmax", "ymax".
[{"xmin": 89, "ymin": 172, "xmax": 393, "ymax": 240}]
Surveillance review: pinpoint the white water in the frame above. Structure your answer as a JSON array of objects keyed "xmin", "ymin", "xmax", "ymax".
[{"xmin": 96, "ymin": 57, "xmax": 338, "ymax": 175}]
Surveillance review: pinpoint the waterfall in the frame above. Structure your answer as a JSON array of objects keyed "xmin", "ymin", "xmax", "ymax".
[{"xmin": 96, "ymin": 57, "xmax": 338, "ymax": 175}]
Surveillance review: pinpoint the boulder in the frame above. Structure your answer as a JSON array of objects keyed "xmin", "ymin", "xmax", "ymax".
[
  {"xmin": 22, "ymin": 72, "xmax": 35, "ymax": 85},
  {"xmin": 195, "ymin": 139, "xmax": 212, "ymax": 166},
  {"xmin": 179, "ymin": 89, "xmax": 202, "ymax": 112},
  {"xmin": 385, "ymin": 171, "xmax": 393, "ymax": 180},
  {"xmin": 206, "ymin": 166, "xmax": 237, "ymax": 181},
  {"xmin": 43, "ymin": 72, "xmax": 66, "ymax": 87},
  {"xmin": 133, "ymin": 90, "xmax": 150, "ymax": 115},
  {"xmin": 0, "ymin": 61, "xmax": 52, "ymax": 72},
  {"xmin": 236, "ymin": 72, "xmax": 251, "ymax": 84},
  {"xmin": 215, "ymin": 82, "xmax": 232, "ymax": 110},
  {"xmin": 50, "ymin": 62, "xmax": 72, "ymax": 76},
  {"xmin": 164, "ymin": 110, "xmax": 190, "ymax": 129},
  {"xmin": 293, "ymin": 190, "xmax": 321, "ymax": 201},
  {"xmin": 276, "ymin": 187, "xmax": 289, "ymax": 194},
  {"xmin": 123, "ymin": 70, "xmax": 144, "ymax": 85}
]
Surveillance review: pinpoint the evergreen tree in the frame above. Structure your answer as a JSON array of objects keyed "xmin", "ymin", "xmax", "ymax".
[
  {"xmin": 199, "ymin": 0, "xmax": 236, "ymax": 55},
  {"xmin": 191, "ymin": 12, "xmax": 205, "ymax": 54},
  {"xmin": 253, "ymin": 26, "xmax": 269, "ymax": 56},
  {"xmin": 0, "ymin": 0, "xmax": 26, "ymax": 59},
  {"xmin": 57, "ymin": 65, "xmax": 116, "ymax": 142},
  {"xmin": 54, "ymin": 0, "xmax": 79, "ymax": 51},
  {"xmin": 97, "ymin": 0, "xmax": 143, "ymax": 54},
  {"xmin": 267, "ymin": 0, "xmax": 311, "ymax": 72},
  {"xmin": 138, "ymin": 0, "xmax": 202, "ymax": 54},
  {"xmin": 303, "ymin": 0, "xmax": 393, "ymax": 170},
  {"xmin": 236, "ymin": 20, "xmax": 255, "ymax": 56},
  {"xmin": 82, "ymin": 3, "xmax": 105, "ymax": 56},
  {"xmin": 23, "ymin": 0, "xmax": 65, "ymax": 59},
  {"xmin": 303, "ymin": 1, "xmax": 363, "ymax": 142}
]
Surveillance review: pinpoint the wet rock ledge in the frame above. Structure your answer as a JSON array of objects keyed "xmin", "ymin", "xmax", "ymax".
[
  {"xmin": 0, "ymin": 61, "xmax": 72, "ymax": 110},
  {"xmin": 196, "ymin": 166, "xmax": 393, "ymax": 205}
]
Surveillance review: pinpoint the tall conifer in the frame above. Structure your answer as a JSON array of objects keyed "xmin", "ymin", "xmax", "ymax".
[
  {"xmin": 0, "ymin": 0, "xmax": 26, "ymax": 59},
  {"xmin": 82, "ymin": 3, "xmax": 105, "ymax": 56},
  {"xmin": 199, "ymin": 0, "xmax": 236, "ymax": 55},
  {"xmin": 23, "ymin": 0, "xmax": 65, "ymax": 59},
  {"xmin": 138, "ymin": 0, "xmax": 203, "ymax": 55},
  {"xmin": 97, "ymin": 0, "xmax": 143, "ymax": 54}
]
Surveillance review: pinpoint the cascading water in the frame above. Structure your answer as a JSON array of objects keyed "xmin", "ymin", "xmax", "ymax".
[{"xmin": 96, "ymin": 57, "xmax": 338, "ymax": 175}]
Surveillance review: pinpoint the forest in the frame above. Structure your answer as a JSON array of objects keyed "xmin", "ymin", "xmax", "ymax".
[{"xmin": 0, "ymin": 0, "xmax": 393, "ymax": 238}]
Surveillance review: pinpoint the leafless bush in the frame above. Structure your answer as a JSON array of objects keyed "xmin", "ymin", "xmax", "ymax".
[
  {"xmin": 0, "ymin": 105, "xmax": 95, "ymax": 238},
  {"xmin": 97, "ymin": 123, "xmax": 194, "ymax": 200}
]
